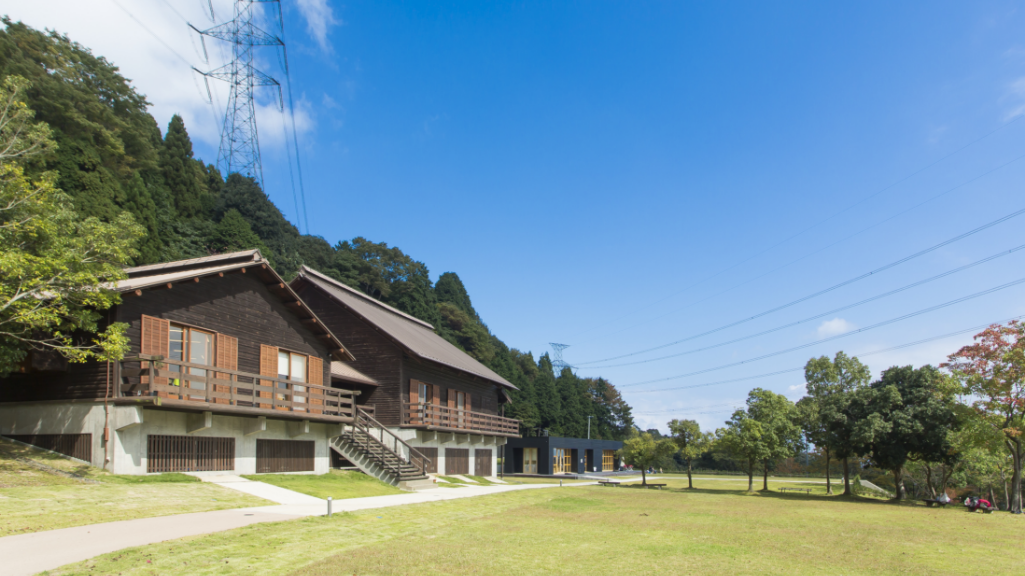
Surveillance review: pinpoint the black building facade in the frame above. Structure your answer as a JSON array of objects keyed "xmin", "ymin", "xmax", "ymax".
[{"xmin": 503, "ymin": 436, "xmax": 623, "ymax": 475}]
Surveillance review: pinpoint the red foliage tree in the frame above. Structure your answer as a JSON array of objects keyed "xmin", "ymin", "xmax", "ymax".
[{"xmin": 943, "ymin": 321, "xmax": 1025, "ymax": 513}]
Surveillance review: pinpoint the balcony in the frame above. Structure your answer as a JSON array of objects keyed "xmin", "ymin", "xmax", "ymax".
[
  {"xmin": 402, "ymin": 402, "xmax": 520, "ymax": 437},
  {"xmin": 118, "ymin": 355, "xmax": 357, "ymax": 422}
]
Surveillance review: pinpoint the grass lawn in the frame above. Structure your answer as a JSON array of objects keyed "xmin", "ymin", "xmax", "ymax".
[
  {"xmin": 0, "ymin": 439, "xmax": 268, "ymax": 536},
  {"xmin": 47, "ymin": 475, "xmax": 1019, "ymax": 575},
  {"xmin": 242, "ymin": 470, "xmax": 403, "ymax": 500}
]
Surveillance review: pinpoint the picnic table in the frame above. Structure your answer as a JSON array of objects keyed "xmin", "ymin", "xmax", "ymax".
[
  {"xmin": 598, "ymin": 480, "xmax": 621, "ymax": 487},
  {"xmin": 779, "ymin": 487, "xmax": 812, "ymax": 494},
  {"xmin": 921, "ymin": 498, "xmax": 953, "ymax": 508},
  {"xmin": 643, "ymin": 483, "xmax": 667, "ymax": 490}
]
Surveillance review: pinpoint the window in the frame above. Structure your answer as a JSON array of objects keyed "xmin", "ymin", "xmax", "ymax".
[
  {"xmin": 169, "ymin": 324, "xmax": 213, "ymax": 400},
  {"xmin": 277, "ymin": 350, "xmax": 308, "ymax": 406}
]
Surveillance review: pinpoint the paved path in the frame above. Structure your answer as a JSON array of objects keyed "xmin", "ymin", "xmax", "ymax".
[{"xmin": 0, "ymin": 479, "xmax": 573, "ymax": 576}]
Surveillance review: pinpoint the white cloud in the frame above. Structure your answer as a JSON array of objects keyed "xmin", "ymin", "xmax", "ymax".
[
  {"xmin": 1005, "ymin": 76, "xmax": 1025, "ymax": 119},
  {"xmin": 817, "ymin": 317, "xmax": 854, "ymax": 339},
  {"xmin": 296, "ymin": 0, "xmax": 339, "ymax": 52},
  {"xmin": 788, "ymin": 383, "xmax": 806, "ymax": 393}
]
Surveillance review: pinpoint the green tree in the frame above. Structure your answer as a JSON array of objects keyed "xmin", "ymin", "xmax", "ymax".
[
  {"xmin": 0, "ymin": 76, "xmax": 142, "ymax": 373},
  {"xmin": 211, "ymin": 208, "xmax": 267, "ymax": 254},
  {"xmin": 435, "ymin": 272, "xmax": 479, "ymax": 321},
  {"xmin": 747, "ymin": 388, "xmax": 804, "ymax": 491},
  {"xmin": 716, "ymin": 409, "xmax": 767, "ymax": 492},
  {"xmin": 0, "ymin": 19, "xmax": 166, "ymax": 263},
  {"xmin": 851, "ymin": 365, "xmax": 957, "ymax": 501},
  {"xmin": 619, "ymin": 431, "xmax": 676, "ymax": 486},
  {"xmin": 668, "ymin": 419, "xmax": 712, "ymax": 488},
  {"xmin": 160, "ymin": 114, "xmax": 207, "ymax": 218},
  {"xmin": 802, "ymin": 351, "xmax": 871, "ymax": 495}
]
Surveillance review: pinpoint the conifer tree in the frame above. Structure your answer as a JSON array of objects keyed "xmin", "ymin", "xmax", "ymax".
[{"xmin": 161, "ymin": 114, "xmax": 206, "ymax": 218}]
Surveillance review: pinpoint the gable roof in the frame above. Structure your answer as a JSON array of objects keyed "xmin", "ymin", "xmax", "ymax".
[
  {"xmin": 330, "ymin": 361, "xmax": 379, "ymax": 386},
  {"xmin": 294, "ymin": 266, "xmax": 517, "ymax": 390},
  {"xmin": 116, "ymin": 251, "xmax": 356, "ymax": 362}
]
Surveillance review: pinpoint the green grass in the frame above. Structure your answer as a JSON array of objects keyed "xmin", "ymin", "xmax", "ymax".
[
  {"xmin": 0, "ymin": 438, "xmax": 268, "ymax": 536},
  {"xmin": 242, "ymin": 469, "xmax": 403, "ymax": 500},
  {"xmin": 47, "ymin": 475, "xmax": 1021, "ymax": 575}
]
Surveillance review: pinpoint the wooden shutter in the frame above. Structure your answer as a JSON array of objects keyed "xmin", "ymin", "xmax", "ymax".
[
  {"xmin": 259, "ymin": 345, "xmax": 277, "ymax": 410},
  {"xmin": 213, "ymin": 334, "xmax": 238, "ymax": 405},
  {"xmin": 447, "ymin": 389, "xmax": 455, "ymax": 428},
  {"xmin": 140, "ymin": 315, "xmax": 169, "ymax": 395},
  {"xmin": 464, "ymin": 392, "xmax": 472, "ymax": 430},
  {"xmin": 409, "ymin": 379, "xmax": 420, "ymax": 425},
  {"xmin": 307, "ymin": 356, "xmax": 323, "ymax": 414}
]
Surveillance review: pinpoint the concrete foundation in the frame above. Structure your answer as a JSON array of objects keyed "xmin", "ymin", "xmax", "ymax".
[
  {"xmin": 0, "ymin": 401, "xmax": 336, "ymax": 475},
  {"xmin": 394, "ymin": 428, "xmax": 507, "ymax": 476}
]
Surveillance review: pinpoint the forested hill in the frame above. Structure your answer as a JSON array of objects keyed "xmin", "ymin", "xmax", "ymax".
[{"xmin": 0, "ymin": 19, "xmax": 634, "ymax": 439}]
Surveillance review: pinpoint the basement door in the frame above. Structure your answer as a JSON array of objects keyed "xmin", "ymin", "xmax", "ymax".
[{"xmin": 474, "ymin": 449, "xmax": 492, "ymax": 477}]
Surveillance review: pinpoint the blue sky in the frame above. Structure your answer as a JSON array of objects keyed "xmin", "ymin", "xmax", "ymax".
[{"xmin": 9, "ymin": 1, "xmax": 1025, "ymax": 431}]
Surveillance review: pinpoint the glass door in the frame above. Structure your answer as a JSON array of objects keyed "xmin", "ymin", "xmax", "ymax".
[
  {"xmin": 169, "ymin": 325, "xmax": 213, "ymax": 401},
  {"xmin": 523, "ymin": 447, "xmax": 537, "ymax": 474}
]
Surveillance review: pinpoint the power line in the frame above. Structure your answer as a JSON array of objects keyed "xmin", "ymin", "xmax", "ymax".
[
  {"xmin": 576, "ymin": 202, "xmax": 1025, "ymax": 366},
  {"xmin": 109, "ymin": 0, "xmax": 193, "ymax": 66},
  {"xmin": 568, "ymin": 115, "xmax": 1025, "ymax": 342},
  {"xmin": 624, "ymin": 313, "xmax": 1025, "ymax": 394},
  {"xmin": 584, "ymin": 241, "xmax": 1025, "ymax": 369},
  {"xmin": 614, "ymin": 276, "xmax": 1025, "ymax": 388},
  {"xmin": 574, "ymin": 150, "xmax": 1025, "ymax": 352},
  {"xmin": 275, "ymin": 2, "xmax": 310, "ymax": 235}
]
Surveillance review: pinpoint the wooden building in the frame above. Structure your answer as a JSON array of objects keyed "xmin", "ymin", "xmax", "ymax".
[
  {"xmin": 0, "ymin": 251, "xmax": 430, "ymax": 485},
  {"xmin": 503, "ymin": 436, "xmax": 623, "ymax": 475},
  {"xmin": 291, "ymin": 266, "xmax": 520, "ymax": 477}
]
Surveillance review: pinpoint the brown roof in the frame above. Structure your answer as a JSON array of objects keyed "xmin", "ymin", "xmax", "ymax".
[
  {"xmin": 295, "ymin": 266, "xmax": 517, "ymax": 390},
  {"xmin": 330, "ymin": 361, "xmax": 379, "ymax": 386},
  {"xmin": 116, "ymin": 251, "xmax": 356, "ymax": 362}
]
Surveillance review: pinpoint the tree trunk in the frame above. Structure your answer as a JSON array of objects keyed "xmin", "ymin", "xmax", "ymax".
[
  {"xmin": 989, "ymin": 485, "xmax": 997, "ymax": 509},
  {"xmin": 763, "ymin": 461, "xmax": 769, "ymax": 491},
  {"xmin": 687, "ymin": 459, "xmax": 693, "ymax": 489},
  {"xmin": 747, "ymin": 458, "xmax": 754, "ymax": 492},
  {"xmin": 1003, "ymin": 479, "xmax": 1010, "ymax": 512},
  {"xmin": 923, "ymin": 463, "xmax": 936, "ymax": 498},
  {"xmin": 892, "ymin": 467, "xmax": 906, "ymax": 501},
  {"xmin": 824, "ymin": 448, "xmax": 832, "ymax": 495},
  {"xmin": 842, "ymin": 457, "xmax": 852, "ymax": 496},
  {"xmin": 641, "ymin": 468, "xmax": 647, "ymax": 487},
  {"xmin": 1010, "ymin": 438, "xmax": 1023, "ymax": 514}
]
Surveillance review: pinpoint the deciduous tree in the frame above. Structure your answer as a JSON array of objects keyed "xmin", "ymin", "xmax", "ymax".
[
  {"xmin": 943, "ymin": 321, "xmax": 1025, "ymax": 513},
  {"xmin": 620, "ymin": 431, "xmax": 676, "ymax": 486},
  {"xmin": 668, "ymin": 419, "xmax": 712, "ymax": 488}
]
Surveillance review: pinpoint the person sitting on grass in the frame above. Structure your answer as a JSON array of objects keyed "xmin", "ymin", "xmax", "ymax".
[{"xmin": 964, "ymin": 496, "xmax": 992, "ymax": 512}]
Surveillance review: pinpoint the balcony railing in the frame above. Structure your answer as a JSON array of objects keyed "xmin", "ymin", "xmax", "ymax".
[
  {"xmin": 119, "ymin": 355, "xmax": 356, "ymax": 420},
  {"xmin": 402, "ymin": 402, "xmax": 519, "ymax": 436}
]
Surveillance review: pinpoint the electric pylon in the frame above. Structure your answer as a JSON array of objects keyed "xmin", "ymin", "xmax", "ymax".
[
  {"xmin": 550, "ymin": 343, "xmax": 571, "ymax": 375},
  {"xmin": 192, "ymin": 0, "xmax": 284, "ymax": 189}
]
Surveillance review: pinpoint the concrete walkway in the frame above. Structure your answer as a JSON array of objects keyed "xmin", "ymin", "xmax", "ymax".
[{"xmin": 0, "ymin": 479, "xmax": 573, "ymax": 576}]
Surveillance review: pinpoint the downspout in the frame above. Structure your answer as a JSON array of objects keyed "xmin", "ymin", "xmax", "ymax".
[{"xmin": 103, "ymin": 309, "xmax": 112, "ymax": 471}]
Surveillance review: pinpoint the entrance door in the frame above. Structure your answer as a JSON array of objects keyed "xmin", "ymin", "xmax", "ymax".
[
  {"xmin": 553, "ymin": 448, "xmax": 572, "ymax": 474},
  {"xmin": 523, "ymin": 447, "xmax": 538, "ymax": 474}
]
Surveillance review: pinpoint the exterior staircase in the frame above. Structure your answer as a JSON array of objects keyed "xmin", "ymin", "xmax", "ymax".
[{"xmin": 330, "ymin": 407, "xmax": 434, "ymax": 490}]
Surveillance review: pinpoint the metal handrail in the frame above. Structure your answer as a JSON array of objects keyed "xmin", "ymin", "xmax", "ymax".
[{"xmin": 354, "ymin": 406, "xmax": 432, "ymax": 477}]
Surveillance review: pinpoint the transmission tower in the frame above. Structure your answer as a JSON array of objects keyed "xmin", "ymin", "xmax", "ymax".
[
  {"xmin": 192, "ymin": 0, "xmax": 284, "ymax": 189},
  {"xmin": 550, "ymin": 343, "xmax": 572, "ymax": 375}
]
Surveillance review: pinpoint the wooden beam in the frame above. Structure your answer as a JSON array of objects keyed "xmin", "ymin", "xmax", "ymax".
[
  {"xmin": 218, "ymin": 272, "xmax": 224, "ymax": 277},
  {"xmin": 266, "ymin": 282, "xmax": 285, "ymax": 290},
  {"xmin": 301, "ymin": 318, "xmax": 318, "ymax": 326},
  {"xmin": 122, "ymin": 289, "xmax": 143, "ymax": 297}
]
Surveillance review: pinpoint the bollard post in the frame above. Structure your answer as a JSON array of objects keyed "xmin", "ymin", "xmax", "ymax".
[
  {"xmin": 560, "ymin": 479, "xmax": 563, "ymax": 487},
  {"xmin": 327, "ymin": 496, "xmax": 333, "ymax": 517}
]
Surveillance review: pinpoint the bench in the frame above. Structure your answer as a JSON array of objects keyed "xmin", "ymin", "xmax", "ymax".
[
  {"xmin": 779, "ymin": 487, "xmax": 812, "ymax": 494},
  {"xmin": 598, "ymin": 480, "xmax": 621, "ymax": 487},
  {"xmin": 921, "ymin": 499, "xmax": 952, "ymax": 508},
  {"xmin": 644, "ymin": 483, "xmax": 667, "ymax": 490}
]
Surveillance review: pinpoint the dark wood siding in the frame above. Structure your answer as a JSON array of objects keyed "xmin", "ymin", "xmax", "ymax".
[
  {"xmin": 147, "ymin": 435, "xmax": 234, "ymax": 473},
  {"xmin": 121, "ymin": 274, "xmax": 331, "ymax": 385},
  {"xmin": 256, "ymin": 439, "xmax": 314, "ymax": 473},
  {"xmin": 445, "ymin": 448, "xmax": 469, "ymax": 475},
  {"xmin": 6, "ymin": 434, "xmax": 92, "ymax": 462},
  {"xmin": 294, "ymin": 286, "xmax": 405, "ymax": 425},
  {"xmin": 404, "ymin": 359, "xmax": 501, "ymax": 417},
  {"xmin": 0, "ymin": 273, "xmax": 333, "ymax": 404}
]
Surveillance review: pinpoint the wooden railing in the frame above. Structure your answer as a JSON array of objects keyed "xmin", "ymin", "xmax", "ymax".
[
  {"xmin": 402, "ymin": 402, "xmax": 519, "ymax": 435},
  {"xmin": 351, "ymin": 407, "xmax": 431, "ymax": 478},
  {"xmin": 119, "ymin": 355, "xmax": 356, "ymax": 420}
]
